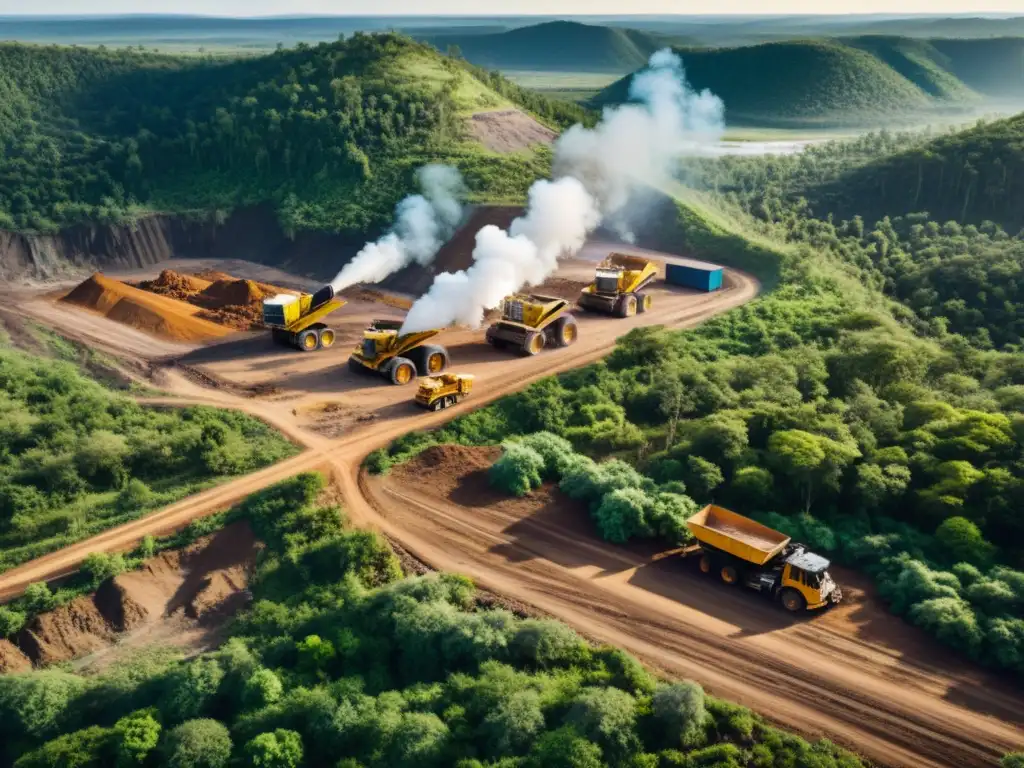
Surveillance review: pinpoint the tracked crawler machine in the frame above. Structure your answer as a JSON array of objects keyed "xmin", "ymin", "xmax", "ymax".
[
  {"xmin": 578, "ymin": 253, "xmax": 657, "ymax": 317},
  {"xmin": 485, "ymin": 293, "xmax": 578, "ymax": 356},
  {"xmin": 684, "ymin": 505, "xmax": 842, "ymax": 611},
  {"xmin": 262, "ymin": 285, "xmax": 347, "ymax": 352},
  {"xmin": 348, "ymin": 320, "xmax": 449, "ymax": 385},
  {"xmin": 415, "ymin": 373, "xmax": 474, "ymax": 410}
]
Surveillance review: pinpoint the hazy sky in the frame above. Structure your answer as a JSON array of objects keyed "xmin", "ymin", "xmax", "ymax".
[{"xmin": 2, "ymin": 1, "xmax": 1024, "ymax": 14}]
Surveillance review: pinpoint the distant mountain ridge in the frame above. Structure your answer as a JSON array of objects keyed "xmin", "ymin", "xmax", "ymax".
[
  {"xmin": 592, "ymin": 35, "xmax": 1024, "ymax": 126},
  {"xmin": 425, "ymin": 21, "xmax": 674, "ymax": 73}
]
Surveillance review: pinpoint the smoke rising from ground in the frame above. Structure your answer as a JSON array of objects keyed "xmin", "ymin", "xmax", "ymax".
[
  {"xmin": 329, "ymin": 164, "xmax": 465, "ymax": 293},
  {"xmin": 400, "ymin": 50, "xmax": 724, "ymax": 334}
]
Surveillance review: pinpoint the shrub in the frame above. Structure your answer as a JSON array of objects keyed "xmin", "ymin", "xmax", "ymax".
[
  {"xmin": 480, "ymin": 690, "xmax": 544, "ymax": 756},
  {"xmin": 13, "ymin": 725, "xmax": 112, "ymax": 768},
  {"xmin": 935, "ymin": 517, "xmax": 995, "ymax": 567},
  {"xmin": 490, "ymin": 441, "xmax": 545, "ymax": 497},
  {"xmin": 565, "ymin": 687, "xmax": 639, "ymax": 761},
  {"xmin": 163, "ymin": 719, "xmax": 232, "ymax": 768},
  {"xmin": 592, "ymin": 488, "xmax": 652, "ymax": 544},
  {"xmin": 0, "ymin": 670, "xmax": 86, "ymax": 741},
  {"xmin": 908, "ymin": 597, "xmax": 983, "ymax": 656},
  {"xmin": 1003, "ymin": 753, "xmax": 1024, "ymax": 768},
  {"xmin": 517, "ymin": 432, "xmax": 577, "ymax": 478},
  {"xmin": 652, "ymin": 681, "xmax": 706, "ymax": 748},
  {"xmin": 242, "ymin": 668, "xmax": 284, "ymax": 710},
  {"xmin": 22, "ymin": 582, "xmax": 56, "ymax": 614},
  {"xmin": 243, "ymin": 729, "xmax": 303, "ymax": 768},
  {"xmin": 81, "ymin": 552, "xmax": 127, "ymax": 587},
  {"xmin": 510, "ymin": 620, "xmax": 588, "ymax": 669},
  {"xmin": 116, "ymin": 479, "xmax": 153, "ymax": 513},
  {"xmin": 163, "ymin": 659, "xmax": 225, "ymax": 723},
  {"xmin": 113, "ymin": 709, "xmax": 161, "ymax": 765},
  {"xmin": 527, "ymin": 725, "xmax": 603, "ymax": 768},
  {"xmin": 0, "ymin": 605, "xmax": 27, "ymax": 637}
]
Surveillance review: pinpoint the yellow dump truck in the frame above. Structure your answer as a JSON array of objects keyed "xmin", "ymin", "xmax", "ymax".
[
  {"xmin": 684, "ymin": 505, "xmax": 842, "ymax": 611},
  {"xmin": 262, "ymin": 285, "xmax": 347, "ymax": 352},
  {"xmin": 415, "ymin": 373, "xmax": 474, "ymax": 410},
  {"xmin": 578, "ymin": 253, "xmax": 658, "ymax": 317},
  {"xmin": 347, "ymin": 319, "xmax": 449, "ymax": 385},
  {"xmin": 485, "ymin": 293, "xmax": 578, "ymax": 356}
]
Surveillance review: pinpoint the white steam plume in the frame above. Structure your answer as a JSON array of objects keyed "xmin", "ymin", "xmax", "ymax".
[
  {"xmin": 400, "ymin": 49, "xmax": 724, "ymax": 333},
  {"xmin": 329, "ymin": 164, "xmax": 465, "ymax": 293}
]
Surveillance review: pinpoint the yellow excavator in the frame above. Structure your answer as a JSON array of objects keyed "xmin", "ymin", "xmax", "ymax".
[
  {"xmin": 262, "ymin": 285, "xmax": 347, "ymax": 352},
  {"xmin": 348, "ymin": 320, "xmax": 449, "ymax": 385},
  {"xmin": 578, "ymin": 253, "xmax": 658, "ymax": 317},
  {"xmin": 485, "ymin": 293, "xmax": 578, "ymax": 356},
  {"xmin": 415, "ymin": 373, "xmax": 474, "ymax": 410}
]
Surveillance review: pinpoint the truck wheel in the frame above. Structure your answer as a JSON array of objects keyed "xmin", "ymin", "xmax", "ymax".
[
  {"xmin": 636, "ymin": 293, "xmax": 652, "ymax": 313},
  {"xmin": 720, "ymin": 565, "xmax": 739, "ymax": 585},
  {"xmin": 523, "ymin": 331, "xmax": 545, "ymax": 356},
  {"xmin": 554, "ymin": 316, "xmax": 578, "ymax": 347},
  {"xmin": 318, "ymin": 327, "xmax": 336, "ymax": 349},
  {"xmin": 389, "ymin": 357, "xmax": 416, "ymax": 385},
  {"xmin": 781, "ymin": 588, "xmax": 806, "ymax": 612},
  {"xmin": 615, "ymin": 294, "xmax": 637, "ymax": 318},
  {"xmin": 430, "ymin": 398, "xmax": 443, "ymax": 411},
  {"xmin": 297, "ymin": 328, "xmax": 320, "ymax": 352},
  {"xmin": 699, "ymin": 554, "xmax": 712, "ymax": 574},
  {"xmin": 413, "ymin": 344, "xmax": 449, "ymax": 375}
]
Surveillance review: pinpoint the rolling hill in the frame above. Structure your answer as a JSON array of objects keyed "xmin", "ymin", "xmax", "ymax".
[
  {"xmin": 0, "ymin": 34, "xmax": 584, "ymax": 236},
  {"xmin": 803, "ymin": 113, "xmax": 1024, "ymax": 231},
  {"xmin": 593, "ymin": 39, "xmax": 960, "ymax": 126},
  {"xmin": 426, "ymin": 20, "xmax": 671, "ymax": 73}
]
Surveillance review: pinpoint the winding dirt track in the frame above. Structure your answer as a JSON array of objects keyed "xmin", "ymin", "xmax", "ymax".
[{"xmin": 2, "ymin": 265, "xmax": 1023, "ymax": 767}]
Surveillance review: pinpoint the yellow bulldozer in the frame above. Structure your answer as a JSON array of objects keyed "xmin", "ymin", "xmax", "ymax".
[
  {"xmin": 485, "ymin": 293, "xmax": 578, "ymax": 356},
  {"xmin": 347, "ymin": 320, "xmax": 449, "ymax": 385},
  {"xmin": 415, "ymin": 373, "xmax": 474, "ymax": 411},
  {"xmin": 262, "ymin": 285, "xmax": 347, "ymax": 352},
  {"xmin": 578, "ymin": 253, "xmax": 657, "ymax": 317}
]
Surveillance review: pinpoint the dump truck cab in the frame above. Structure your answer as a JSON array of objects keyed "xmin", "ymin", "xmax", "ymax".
[
  {"xmin": 348, "ymin": 320, "xmax": 449, "ymax": 385},
  {"xmin": 263, "ymin": 284, "xmax": 347, "ymax": 352},
  {"xmin": 578, "ymin": 253, "xmax": 658, "ymax": 317},
  {"xmin": 415, "ymin": 373, "xmax": 474, "ymax": 410},
  {"xmin": 685, "ymin": 504, "xmax": 841, "ymax": 611},
  {"xmin": 485, "ymin": 293, "xmax": 578, "ymax": 356}
]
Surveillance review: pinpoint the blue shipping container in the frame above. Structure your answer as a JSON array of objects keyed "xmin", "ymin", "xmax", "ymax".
[{"xmin": 665, "ymin": 261, "xmax": 724, "ymax": 292}]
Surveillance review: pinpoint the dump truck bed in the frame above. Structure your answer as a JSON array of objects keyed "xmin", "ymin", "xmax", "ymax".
[{"xmin": 686, "ymin": 505, "xmax": 790, "ymax": 566}]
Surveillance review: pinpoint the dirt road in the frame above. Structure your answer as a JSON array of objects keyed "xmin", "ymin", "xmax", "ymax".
[{"xmin": 3, "ymin": 259, "xmax": 1022, "ymax": 767}]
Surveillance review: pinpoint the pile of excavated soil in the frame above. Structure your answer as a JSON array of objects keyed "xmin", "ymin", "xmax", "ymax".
[
  {"xmin": 381, "ymin": 206, "xmax": 524, "ymax": 297},
  {"xmin": 9, "ymin": 522, "xmax": 259, "ymax": 669},
  {"xmin": 134, "ymin": 269, "xmax": 296, "ymax": 332},
  {"xmin": 534, "ymin": 277, "xmax": 590, "ymax": 301},
  {"xmin": 137, "ymin": 269, "xmax": 213, "ymax": 301},
  {"xmin": 468, "ymin": 109, "xmax": 557, "ymax": 153},
  {"xmin": 61, "ymin": 273, "xmax": 231, "ymax": 342}
]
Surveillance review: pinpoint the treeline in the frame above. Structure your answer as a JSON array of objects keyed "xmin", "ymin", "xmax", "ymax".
[
  {"xmin": 693, "ymin": 124, "xmax": 1024, "ymax": 350},
  {"xmin": 0, "ymin": 473, "xmax": 864, "ymax": 768},
  {"xmin": 0, "ymin": 347, "xmax": 296, "ymax": 572},
  {"xmin": 0, "ymin": 33, "xmax": 578, "ymax": 235},
  {"xmin": 371, "ymin": 193, "xmax": 1024, "ymax": 673}
]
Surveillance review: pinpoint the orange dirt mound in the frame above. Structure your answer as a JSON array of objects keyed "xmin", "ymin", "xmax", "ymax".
[
  {"xmin": 197, "ymin": 278, "xmax": 269, "ymax": 307},
  {"xmin": 137, "ymin": 269, "xmax": 213, "ymax": 301},
  {"xmin": 405, "ymin": 444, "xmax": 499, "ymax": 479},
  {"xmin": 10, "ymin": 522, "xmax": 259, "ymax": 669},
  {"xmin": 61, "ymin": 273, "xmax": 231, "ymax": 342}
]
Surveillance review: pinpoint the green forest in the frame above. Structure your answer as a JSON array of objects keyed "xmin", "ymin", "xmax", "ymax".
[
  {"xmin": 0, "ymin": 346, "xmax": 296, "ymax": 573},
  {"xmin": 0, "ymin": 34, "xmax": 583, "ymax": 236},
  {"xmin": 370, "ymin": 118, "xmax": 1024, "ymax": 674},
  {"xmin": 0, "ymin": 473, "xmax": 868, "ymax": 768}
]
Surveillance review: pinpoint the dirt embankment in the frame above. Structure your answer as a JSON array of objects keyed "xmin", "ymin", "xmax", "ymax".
[
  {"xmin": 0, "ymin": 204, "xmax": 377, "ymax": 284},
  {"xmin": 7, "ymin": 522, "xmax": 259, "ymax": 670}
]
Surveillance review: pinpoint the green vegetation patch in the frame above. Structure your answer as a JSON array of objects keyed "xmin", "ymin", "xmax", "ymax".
[
  {"xmin": 0, "ymin": 472, "xmax": 865, "ymax": 768},
  {"xmin": 0, "ymin": 347, "xmax": 297, "ymax": 573}
]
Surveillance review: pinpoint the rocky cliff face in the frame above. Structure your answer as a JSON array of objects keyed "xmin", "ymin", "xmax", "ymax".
[{"xmin": 0, "ymin": 205, "xmax": 371, "ymax": 283}]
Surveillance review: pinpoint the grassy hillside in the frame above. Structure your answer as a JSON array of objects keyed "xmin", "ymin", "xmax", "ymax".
[
  {"xmin": 804, "ymin": 114, "xmax": 1024, "ymax": 232},
  {"xmin": 428, "ymin": 21, "xmax": 668, "ymax": 73},
  {"xmin": 0, "ymin": 33, "xmax": 586, "ymax": 235},
  {"xmin": 843, "ymin": 36, "xmax": 978, "ymax": 101}
]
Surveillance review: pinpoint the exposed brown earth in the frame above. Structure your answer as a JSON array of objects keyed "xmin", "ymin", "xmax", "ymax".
[
  {"xmin": 468, "ymin": 109, "xmax": 558, "ymax": 153},
  {"xmin": 7, "ymin": 522, "xmax": 258, "ymax": 669}
]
